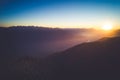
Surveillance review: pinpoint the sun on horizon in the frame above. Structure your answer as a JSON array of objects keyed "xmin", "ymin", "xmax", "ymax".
[{"xmin": 101, "ymin": 24, "xmax": 113, "ymax": 31}]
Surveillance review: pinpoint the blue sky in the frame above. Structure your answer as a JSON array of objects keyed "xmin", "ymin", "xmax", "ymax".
[{"xmin": 0, "ymin": 0, "xmax": 120, "ymax": 28}]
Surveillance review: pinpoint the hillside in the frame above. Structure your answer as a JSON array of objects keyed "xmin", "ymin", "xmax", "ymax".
[
  {"xmin": 45, "ymin": 36, "xmax": 120, "ymax": 80},
  {"xmin": 1, "ymin": 27, "xmax": 120, "ymax": 80}
]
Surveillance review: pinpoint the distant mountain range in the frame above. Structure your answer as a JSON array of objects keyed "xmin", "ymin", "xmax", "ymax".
[
  {"xmin": 0, "ymin": 26, "xmax": 104, "ymax": 58},
  {"xmin": 0, "ymin": 26, "xmax": 120, "ymax": 80}
]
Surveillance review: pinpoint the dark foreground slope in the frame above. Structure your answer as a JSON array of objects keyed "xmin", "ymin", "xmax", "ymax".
[
  {"xmin": 0, "ymin": 26, "xmax": 104, "ymax": 80},
  {"xmin": 1, "ymin": 34, "xmax": 120, "ymax": 80},
  {"xmin": 45, "ymin": 37, "xmax": 120, "ymax": 80}
]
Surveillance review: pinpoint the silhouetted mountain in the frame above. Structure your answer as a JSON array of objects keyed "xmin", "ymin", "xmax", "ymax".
[
  {"xmin": 1, "ymin": 26, "xmax": 120, "ymax": 80},
  {"xmin": 0, "ymin": 26, "xmax": 104, "ymax": 80},
  {"xmin": 0, "ymin": 26, "xmax": 103, "ymax": 58},
  {"xmin": 45, "ymin": 36, "xmax": 120, "ymax": 80}
]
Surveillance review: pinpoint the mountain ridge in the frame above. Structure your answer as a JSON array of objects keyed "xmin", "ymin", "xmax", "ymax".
[{"xmin": 45, "ymin": 36, "xmax": 120, "ymax": 80}]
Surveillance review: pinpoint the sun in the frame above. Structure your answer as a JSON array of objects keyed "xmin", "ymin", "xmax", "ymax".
[{"xmin": 102, "ymin": 24, "xmax": 113, "ymax": 31}]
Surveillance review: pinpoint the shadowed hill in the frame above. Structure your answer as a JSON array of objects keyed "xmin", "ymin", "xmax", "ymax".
[
  {"xmin": 1, "ymin": 26, "xmax": 120, "ymax": 80},
  {"xmin": 45, "ymin": 36, "xmax": 120, "ymax": 80},
  {"xmin": 0, "ymin": 26, "xmax": 104, "ymax": 80}
]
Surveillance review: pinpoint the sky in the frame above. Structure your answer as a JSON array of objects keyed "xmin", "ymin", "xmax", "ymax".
[{"xmin": 0, "ymin": 0, "xmax": 120, "ymax": 28}]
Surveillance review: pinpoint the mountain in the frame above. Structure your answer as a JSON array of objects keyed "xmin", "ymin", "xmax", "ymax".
[
  {"xmin": 1, "ymin": 26, "xmax": 120, "ymax": 80},
  {"xmin": 0, "ymin": 26, "xmax": 104, "ymax": 80},
  {"xmin": 45, "ymin": 36, "xmax": 120, "ymax": 80},
  {"xmin": 0, "ymin": 26, "xmax": 103, "ymax": 58}
]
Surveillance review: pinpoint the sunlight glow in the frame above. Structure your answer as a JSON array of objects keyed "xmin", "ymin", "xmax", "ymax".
[{"xmin": 102, "ymin": 24, "xmax": 113, "ymax": 31}]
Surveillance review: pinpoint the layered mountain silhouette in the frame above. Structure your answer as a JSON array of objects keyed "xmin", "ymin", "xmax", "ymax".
[
  {"xmin": 45, "ymin": 36, "xmax": 120, "ymax": 80},
  {"xmin": 0, "ymin": 26, "xmax": 102, "ymax": 58},
  {"xmin": 1, "ymin": 26, "xmax": 120, "ymax": 80}
]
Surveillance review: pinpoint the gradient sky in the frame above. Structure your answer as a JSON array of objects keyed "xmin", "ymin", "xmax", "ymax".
[{"xmin": 0, "ymin": 0, "xmax": 120, "ymax": 28}]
